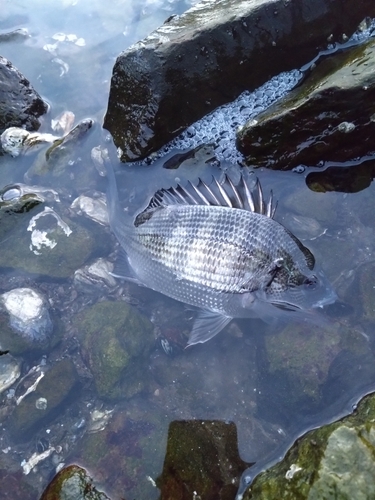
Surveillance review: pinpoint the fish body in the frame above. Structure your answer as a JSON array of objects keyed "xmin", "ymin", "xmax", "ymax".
[{"xmin": 107, "ymin": 164, "xmax": 336, "ymax": 346}]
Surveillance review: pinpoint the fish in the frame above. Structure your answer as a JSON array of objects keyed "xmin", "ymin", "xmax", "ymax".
[{"xmin": 106, "ymin": 161, "xmax": 337, "ymax": 347}]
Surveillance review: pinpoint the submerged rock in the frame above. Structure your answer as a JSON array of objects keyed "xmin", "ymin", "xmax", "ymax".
[
  {"xmin": 242, "ymin": 392, "xmax": 375, "ymax": 499},
  {"xmin": 157, "ymin": 420, "xmax": 252, "ymax": 500},
  {"xmin": 9, "ymin": 358, "xmax": 80, "ymax": 442},
  {"xmin": 74, "ymin": 404, "xmax": 165, "ymax": 499},
  {"xmin": 0, "ymin": 127, "xmax": 58, "ymax": 157},
  {"xmin": 237, "ymin": 37, "xmax": 375, "ymax": 169},
  {"xmin": 25, "ymin": 118, "xmax": 94, "ymax": 181},
  {"xmin": 0, "ymin": 205, "xmax": 110, "ymax": 278},
  {"xmin": 75, "ymin": 301, "xmax": 154, "ymax": 400},
  {"xmin": 104, "ymin": 0, "xmax": 375, "ymax": 161},
  {"xmin": 0, "ymin": 353, "xmax": 21, "ymax": 394},
  {"xmin": 40, "ymin": 464, "xmax": 111, "ymax": 500},
  {"xmin": 0, "ymin": 288, "xmax": 53, "ymax": 343},
  {"xmin": 0, "ymin": 56, "xmax": 47, "ymax": 143}
]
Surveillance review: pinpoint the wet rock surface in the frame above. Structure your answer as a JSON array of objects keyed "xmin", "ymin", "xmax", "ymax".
[
  {"xmin": 242, "ymin": 392, "xmax": 375, "ymax": 499},
  {"xmin": 237, "ymin": 36, "xmax": 375, "ymax": 169},
  {"xmin": 104, "ymin": 0, "xmax": 375, "ymax": 162},
  {"xmin": 40, "ymin": 464, "xmax": 111, "ymax": 500},
  {"xmin": 0, "ymin": 56, "xmax": 48, "ymax": 142}
]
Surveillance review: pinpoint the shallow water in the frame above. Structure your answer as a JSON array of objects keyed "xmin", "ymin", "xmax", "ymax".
[{"xmin": 1, "ymin": 1, "xmax": 375, "ymax": 499}]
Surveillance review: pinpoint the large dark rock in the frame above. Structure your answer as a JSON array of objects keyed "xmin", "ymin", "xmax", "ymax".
[
  {"xmin": 0, "ymin": 56, "xmax": 47, "ymax": 135},
  {"xmin": 104, "ymin": 0, "xmax": 375, "ymax": 162},
  {"xmin": 157, "ymin": 420, "xmax": 251, "ymax": 500},
  {"xmin": 237, "ymin": 36, "xmax": 375, "ymax": 169}
]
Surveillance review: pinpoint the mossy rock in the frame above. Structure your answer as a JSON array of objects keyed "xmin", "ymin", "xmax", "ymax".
[
  {"xmin": 40, "ymin": 464, "xmax": 111, "ymax": 500},
  {"xmin": 75, "ymin": 301, "xmax": 154, "ymax": 400},
  {"xmin": 243, "ymin": 392, "xmax": 375, "ymax": 499}
]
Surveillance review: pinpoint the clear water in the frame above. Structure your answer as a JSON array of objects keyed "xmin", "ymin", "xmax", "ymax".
[{"xmin": 1, "ymin": 1, "xmax": 375, "ymax": 499}]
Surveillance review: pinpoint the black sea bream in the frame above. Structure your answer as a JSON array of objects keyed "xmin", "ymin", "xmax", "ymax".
[{"xmin": 107, "ymin": 164, "xmax": 337, "ymax": 346}]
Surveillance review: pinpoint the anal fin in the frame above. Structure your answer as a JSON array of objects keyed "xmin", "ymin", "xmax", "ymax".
[{"xmin": 187, "ymin": 309, "xmax": 232, "ymax": 347}]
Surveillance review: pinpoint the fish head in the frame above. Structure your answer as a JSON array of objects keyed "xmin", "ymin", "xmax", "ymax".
[{"xmin": 263, "ymin": 262, "xmax": 337, "ymax": 313}]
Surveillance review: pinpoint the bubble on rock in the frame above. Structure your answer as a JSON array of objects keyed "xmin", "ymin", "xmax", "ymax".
[
  {"xmin": 0, "ymin": 288, "xmax": 53, "ymax": 342},
  {"xmin": 153, "ymin": 68, "xmax": 303, "ymax": 165}
]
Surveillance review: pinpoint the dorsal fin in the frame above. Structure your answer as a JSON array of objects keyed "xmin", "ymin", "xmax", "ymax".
[{"xmin": 147, "ymin": 173, "xmax": 277, "ymax": 218}]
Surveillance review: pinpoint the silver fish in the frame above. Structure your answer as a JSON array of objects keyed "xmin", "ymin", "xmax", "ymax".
[{"xmin": 106, "ymin": 162, "xmax": 337, "ymax": 346}]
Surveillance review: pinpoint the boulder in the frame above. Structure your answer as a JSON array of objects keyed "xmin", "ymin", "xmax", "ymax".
[
  {"xmin": 237, "ymin": 36, "xmax": 375, "ymax": 169},
  {"xmin": 104, "ymin": 0, "xmax": 375, "ymax": 162}
]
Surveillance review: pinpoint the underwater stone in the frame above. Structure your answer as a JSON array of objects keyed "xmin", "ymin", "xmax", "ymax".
[
  {"xmin": 242, "ymin": 392, "xmax": 375, "ymax": 499},
  {"xmin": 40, "ymin": 464, "xmax": 111, "ymax": 500},
  {"xmin": 0, "ymin": 288, "xmax": 53, "ymax": 343},
  {"xmin": 0, "ymin": 206, "xmax": 110, "ymax": 279},
  {"xmin": 74, "ymin": 258, "xmax": 117, "ymax": 289},
  {"xmin": 9, "ymin": 358, "xmax": 80, "ymax": 442},
  {"xmin": 0, "ymin": 353, "xmax": 21, "ymax": 394},
  {"xmin": 71, "ymin": 194, "xmax": 109, "ymax": 226},
  {"xmin": 264, "ymin": 322, "xmax": 342, "ymax": 404},
  {"xmin": 104, "ymin": 0, "xmax": 375, "ymax": 162},
  {"xmin": 75, "ymin": 301, "xmax": 154, "ymax": 400},
  {"xmin": 238, "ymin": 37, "xmax": 375, "ymax": 169},
  {"xmin": 157, "ymin": 420, "xmax": 252, "ymax": 500},
  {"xmin": 0, "ymin": 56, "xmax": 48, "ymax": 142},
  {"xmin": 25, "ymin": 118, "xmax": 94, "ymax": 181}
]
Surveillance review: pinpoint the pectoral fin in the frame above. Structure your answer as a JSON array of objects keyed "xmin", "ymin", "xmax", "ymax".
[{"xmin": 187, "ymin": 310, "xmax": 232, "ymax": 347}]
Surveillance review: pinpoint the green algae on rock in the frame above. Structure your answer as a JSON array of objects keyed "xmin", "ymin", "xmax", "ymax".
[
  {"xmin": 75, "ymin": 301, "xmax": 154, "ymax": 400},
  {"xmin": 237, "ymin": 37, "xmax": 375, "ymax": 170},
  {"xmin": 242, "ymin": 392, "xmax": 375, "ymax": 499},
  {"xmin": 40, "ymin": 464, "xmax": 111, "ymax": 500}
]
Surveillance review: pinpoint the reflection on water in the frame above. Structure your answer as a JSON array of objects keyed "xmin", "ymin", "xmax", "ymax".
[{"xmin": 1, "ymin": 1, "xmax": 375, "ymax": 499}]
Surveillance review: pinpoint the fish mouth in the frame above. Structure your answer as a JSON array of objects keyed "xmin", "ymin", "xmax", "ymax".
[{"xmin": 313, "ymin": 288, "xmax": 338, "ymax": 309}]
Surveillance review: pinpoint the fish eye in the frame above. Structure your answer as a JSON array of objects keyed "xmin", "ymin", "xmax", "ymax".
[{"xmin": 303, "ymin": 275, "xmax": 318, "ymax": 290}]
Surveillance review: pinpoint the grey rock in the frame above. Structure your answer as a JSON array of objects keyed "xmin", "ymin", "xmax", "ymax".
[{"xmin": 104, "ymin": 0, "xmax": 375, "ymax": 162}]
